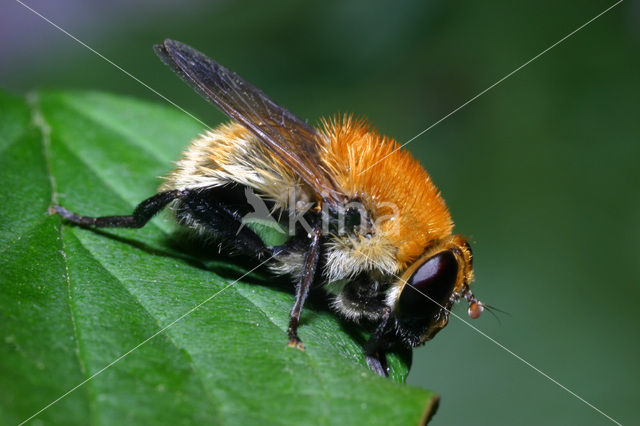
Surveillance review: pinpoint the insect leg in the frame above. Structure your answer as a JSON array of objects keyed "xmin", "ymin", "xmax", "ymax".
[
  {"xmin": 365, "ymin": 307, "xmax": 391, "ymax": 377},
  {"xmin": 287, "ymin": 219, "xmax": 322, "ymax": 350},
  {"xmin": 177, "ymin": 188, "xmax": 271, "ymax": 258},
  {"xmin": 52, "ymin": 190, "xmax": 181, "ymax": 228}
]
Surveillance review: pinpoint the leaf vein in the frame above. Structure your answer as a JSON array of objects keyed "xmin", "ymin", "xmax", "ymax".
[
  {"xmin": 59, "ymin": 94, "xmax": 174, "ymax": 164},
  {"xmin": 70, "ymin": 230, "xmax": 226, "ymax": 424},
  {"xmin": 232, "ymin": 285, "xmax": 332, "ymax": 424}
]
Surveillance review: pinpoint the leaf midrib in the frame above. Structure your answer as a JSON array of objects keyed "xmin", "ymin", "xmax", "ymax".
[
  {"xmin": 66, "ymin": 228, "xmax": 225, "ymax": 425},
  {"xmin": 33, "ymin": 92, "xmax": 226, "ymax": 423},
  {"xmin": 30, "ymin": 92, "xmax": 97, "ymax": 424}
]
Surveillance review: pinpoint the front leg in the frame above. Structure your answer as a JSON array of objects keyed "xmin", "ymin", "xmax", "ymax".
[
  {"xmin": 287, "ymin": 220, "xmax": 322, "ymax": 350},
  {"xmin": 365, "ymin": 306, "xmax": 392, "ymax": 377}
]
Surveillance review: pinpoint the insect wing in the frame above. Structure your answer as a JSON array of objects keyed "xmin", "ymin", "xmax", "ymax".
[{"xmin": 155, "ymin": 39, "xmax": 344, "ymax": 205}]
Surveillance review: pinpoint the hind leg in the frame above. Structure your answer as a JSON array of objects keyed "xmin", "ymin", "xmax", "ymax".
[
  {"xmin": 53, "ymin": 187, "xmax": 270, "ymax": 258},
  {"xmin": 52, "ymin": 190, "xmax": 181, "ymax": 228}
]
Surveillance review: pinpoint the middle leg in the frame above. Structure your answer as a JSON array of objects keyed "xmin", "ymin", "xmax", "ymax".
[
  {"xmin": 287, "ymin": 218, "xmax": 323, "ymax": 350},
  {"xmin": 177, "ymin": 187, "xmax": 272, "ymax": 258}
]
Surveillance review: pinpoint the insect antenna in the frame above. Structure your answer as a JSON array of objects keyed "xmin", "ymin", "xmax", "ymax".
[{"xmin": 481, "ymin": 304, "xmax": 511, "ymax": 325}]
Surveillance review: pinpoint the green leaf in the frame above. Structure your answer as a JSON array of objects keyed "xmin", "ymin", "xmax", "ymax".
[{"xmin": 0, "ymin": 89, "xmax": 439, "ymax": 425}]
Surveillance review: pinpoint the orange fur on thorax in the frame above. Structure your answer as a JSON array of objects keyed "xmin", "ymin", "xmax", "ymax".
[{"xmin": 320, "ymin": 116, "xmax": 453, "ymax": 268}]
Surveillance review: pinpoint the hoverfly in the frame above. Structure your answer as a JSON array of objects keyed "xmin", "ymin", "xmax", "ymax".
[{"xmin": 53, "ymin": 39, "xmax": 484, "ymax": 376}]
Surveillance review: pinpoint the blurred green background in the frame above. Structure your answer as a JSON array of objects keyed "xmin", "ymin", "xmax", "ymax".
[{"xmin": 2, "ymin": 0, "xmax": 639, "ymax": 424}]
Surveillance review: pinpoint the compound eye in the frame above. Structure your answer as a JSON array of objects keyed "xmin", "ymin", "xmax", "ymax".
[{"xmin": 398, "ymin": 250, "xmax": 459, "ymax": 318}]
